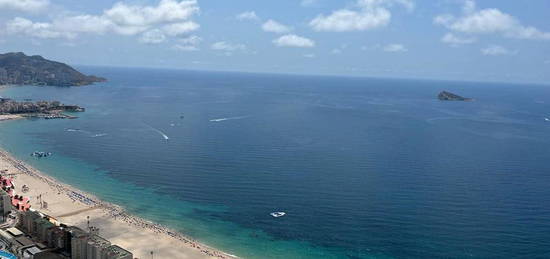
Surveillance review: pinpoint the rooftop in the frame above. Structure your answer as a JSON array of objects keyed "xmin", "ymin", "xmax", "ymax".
[
  {"xmin": 106, "ymin": 245, "xmax": 132, "ymax": 257},
  {"xmin": 14, "ymin": 236, "xmax": 34, "ymax": 247},
  {"xmin": 5, "ymin": 227, "xmax": 23, "ymax": 237},
  {"xmin": 88, "ymin": 234, "xmax": 111, "ymax": 248}
]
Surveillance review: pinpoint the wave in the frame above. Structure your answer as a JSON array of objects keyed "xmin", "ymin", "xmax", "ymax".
[
  {"xmin": 66, "ymin": 128, "xmax": 80, "ymax": 132},
  {"xmin": 209, "ymin": 116, "xmax": 249, "ymax": 122},
  {"xmin": 91, "ymin": 133, "xmax": 108, "ymax": 138},
  {"xmin": 545, "ymin": 118, "xmax": 550, "ymax": 122}
]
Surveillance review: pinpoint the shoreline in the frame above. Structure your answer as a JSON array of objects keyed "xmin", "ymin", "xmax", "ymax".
[
  {"xmin": 0, "ymin": 114, "xmax": 22, "ymax": 121},
  {"xmin": 0, "ymin": 141, "xmax": 237, "ymax": 258}
]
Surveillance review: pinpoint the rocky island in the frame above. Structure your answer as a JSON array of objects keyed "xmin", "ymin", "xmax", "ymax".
[
  {"xmin": 0, "ymin": 52, "xmax": 106, "ymax": 86},
  {"xmin": 0, "ymin": 97, "xmax": 84, "ymax": 120},
  {"xmin": 438, "ymin": 91, "xmax": 472, "ymax": 101}
]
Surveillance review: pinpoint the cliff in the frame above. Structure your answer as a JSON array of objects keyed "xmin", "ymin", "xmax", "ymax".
[
  {"xmin": 0, "ymin": 52, "xmax": 106, "ymax": 87},
  {"xmin": 438, "ymin": 91, "xmax": 472, "ymax": 101}
]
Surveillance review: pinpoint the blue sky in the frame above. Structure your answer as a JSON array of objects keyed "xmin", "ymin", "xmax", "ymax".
[{"xmin": 0, "ymin": 0, "xmax": 549, "ymax": 83}]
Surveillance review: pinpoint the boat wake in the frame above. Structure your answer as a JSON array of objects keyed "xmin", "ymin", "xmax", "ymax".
[
  {"xmin": 66, "ymin": 128, "xmax": 95, "ymax": 135},
  {"xmin": 66, "ymin": 128, "xmax": 109, "ymax": 138},
  {"xmin": 144, "ymin": 124, "xmax": 169, "ymax": 140},
  {"xmin": 209, "ymin": 116, "xmax": 249, "ymax": 122}
]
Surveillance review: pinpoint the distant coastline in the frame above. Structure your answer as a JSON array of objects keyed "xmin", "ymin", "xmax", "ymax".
[{"xmin": 0, "ymin": 52, "xmax": 106, "ymax": 87}]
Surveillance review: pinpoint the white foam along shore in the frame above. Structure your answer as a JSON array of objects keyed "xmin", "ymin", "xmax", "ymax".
[{"xmin": 0, "ymin": 143, "xmax": 238, "ymax": 259}]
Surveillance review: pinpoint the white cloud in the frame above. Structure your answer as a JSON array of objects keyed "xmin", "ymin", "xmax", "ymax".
[
  {"xmin": 303, "ymin": 53, "xmax": 316, "ymax": 58},
  {"xmin": 433, "ymin": 14, "xmax": 454, "ymax": 27},
  {"xmin": 481, "ymin": 45, "xmax": 514, "ymax": 56},
  {"xmin": 309, "ymin": 8, "xmax": 389, "ymax": 32},
  {"xmin": 3, "ymin": 0, "xmax": 200, "ymax": 41},
  {"xmin": 6, "ymin": 17, "xmax": 75, "ymax": 39},
  {"xmin": 441, "ymin": 33, "xmax": 476, "ymax": 46},
  {"xmin": 273, "ymin": 34, "xmax": 315, "ymax": 48},
  {"xmin": 435, "ymin": 1, "xmax": 550, "ymax": 40},
  {"xmin": 309, "ymin": 0, "xmax": 412, "ymax": 32},
  {"xmin": 383, "ymin": 43, "xmax": 407, "ymax": 52},
  {"xmin": 236, "ymin": 11, "xmax": 260, "ymax": 21},
  {"xmin": 178, "ymin": 35, "xmax": 202, "ymax": 45},
  {"xmin": 111, "ymin": 24, "xmax": 149, "ymax": 36},
  {"xmin": 173, "ymin": 35, "xmax": 202, "ymax": 51},
  {"xmin": 162, "ymin": 21, "xmax": 199, "ymax": 36},
  {"xmin": 172, "ymin": 44, "xmax": 199, "ymax": 51},
  {"xmin": 52, "ymin": 15, "xmax": 114, "ymax": 34},
  {"xmin": 262, "ymin": 20, "xmax": 292, "ymax": 33},
  {"xmin": 140, "ymin": 29, "xmax": 166, "ymax": 44},
  {"xmin": 360, "ymin": 44, "xmax": 380, "ymax": 51},
  {"xmin": 105, "ymin": 0, "xmax": 199, "ymax": 27},
  {"xmin": 211, "ymin": 41, "xmax": 246, "ymax": 51},
  {"xmin": 0, "ymin": 0, "xmax": 49, "ymax": 12}
]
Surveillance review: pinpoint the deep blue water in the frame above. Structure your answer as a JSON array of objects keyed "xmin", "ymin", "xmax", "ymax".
[{"xmin": 1, "ymin": 67, "xmax": 550, "ymax": 258}]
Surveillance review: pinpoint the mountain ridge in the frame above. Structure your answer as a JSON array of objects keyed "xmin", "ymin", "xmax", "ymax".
[{"xmin": 0, "ymin": 52, "xmax": 106, "ymax": 86}]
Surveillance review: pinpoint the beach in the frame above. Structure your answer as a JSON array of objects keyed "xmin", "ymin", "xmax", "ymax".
[
  {"xmin": 0, "ymin": 145, "xmax": 235, "ymax": 259},
  {"xmin": 0, "ymin": 114, "xmax": 21, "ymax": 121}
]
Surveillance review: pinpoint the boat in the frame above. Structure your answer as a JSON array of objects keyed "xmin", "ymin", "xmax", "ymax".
[
  {"xmin": 270, "ymin": 211, "xmax": 286, "ymax": 218},
  {"xmin": 30, "ymin": 151, "xmax": 52, "ymax": 158}
]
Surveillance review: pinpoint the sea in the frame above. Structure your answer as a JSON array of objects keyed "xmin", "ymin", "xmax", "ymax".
[{"xmin": 0, "ymin": 67, "xmax": 549, "ymax": 258}]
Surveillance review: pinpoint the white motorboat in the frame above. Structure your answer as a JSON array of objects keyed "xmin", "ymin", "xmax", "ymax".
[{"xmin": 270, "ymin": 212, "xmax": 286, "ymax": 218}]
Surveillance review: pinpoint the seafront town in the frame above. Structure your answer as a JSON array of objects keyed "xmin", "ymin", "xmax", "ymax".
[
  {"xmin": 0, "ymin": 172, "xmax": 133, "ymax": 259},
  {"xmin": 0, "ymin": 149, "xmax": 234, "ymax": 259}
]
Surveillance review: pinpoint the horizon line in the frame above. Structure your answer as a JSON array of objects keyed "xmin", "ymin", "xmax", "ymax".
[{"xmin": 72, "ymin": 63, "xmax": 550, "ymax": 87}]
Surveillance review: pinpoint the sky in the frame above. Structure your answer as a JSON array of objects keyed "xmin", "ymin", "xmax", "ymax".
[{"xmin": 0, "ymin": 0, "xmax": 549, "ymax": 84}]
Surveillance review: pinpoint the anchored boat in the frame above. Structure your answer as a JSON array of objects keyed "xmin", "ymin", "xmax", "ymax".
[{"xmin": 30, "ymin": 151, "xmax": 52, "ymax": 158}]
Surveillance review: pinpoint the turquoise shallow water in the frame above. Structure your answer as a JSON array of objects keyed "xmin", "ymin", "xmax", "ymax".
[
  {"xmin": 1, "ymin": 67, "xmax": 550, "ymax": 258},
  {"xmin": 0, "ymin": 119, "xmax": 348, "ymax": 259}
]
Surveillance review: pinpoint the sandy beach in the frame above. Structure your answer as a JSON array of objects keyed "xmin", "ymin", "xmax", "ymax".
[
  {"xmin": 0, "ymin": 144, "xmax": 236, "ymax": 259},
  {"xmin": 0, "ymin": 114, "xmax": 22, "ymax": 121}
]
